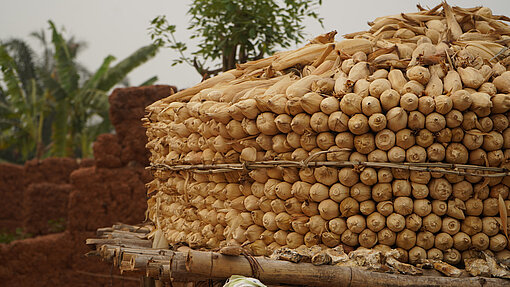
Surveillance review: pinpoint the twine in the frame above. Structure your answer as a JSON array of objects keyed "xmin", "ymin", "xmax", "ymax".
[{"xmin": 147, "ymin": 152, "xmax": 510, "ymax": 178}]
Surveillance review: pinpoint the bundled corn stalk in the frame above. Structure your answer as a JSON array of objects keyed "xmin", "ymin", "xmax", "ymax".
[{"xmin": 143, "ymin": 2, "xmax": 510, "ymax": 268}]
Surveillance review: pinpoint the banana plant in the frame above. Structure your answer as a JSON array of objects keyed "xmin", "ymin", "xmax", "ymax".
[
  {"xmin": 0, "ymin": 20, "xmax": 159, "ymax": 162},
  {"xmin": 0, "ymin": 42, "xmax": 47, "ymax": 162}
]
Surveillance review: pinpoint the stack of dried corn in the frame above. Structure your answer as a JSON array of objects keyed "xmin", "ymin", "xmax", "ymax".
[{"xmin": 144, "ymin": 3, "xmax": 510, "ymax": 266}]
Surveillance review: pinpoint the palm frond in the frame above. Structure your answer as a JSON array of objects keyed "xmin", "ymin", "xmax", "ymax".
[
  {"xmin": 139, "ymin": 76, "xmax": 158, "ymax": 86},
  {"xmin": 0, "ymin": 44, "xmax": 24, "ymax": 100},
  {"xmin": 82, "ymin": 55, "xmax": 115, "ymax": 91},
  {"xmin": 30, "ymin": 29, "xmax": 47, "ymax": 46},
  {"xmin": 50, "ymin": 100, "xmax": 69, "ymax": 157},
  {"xmin": 1, "ymin": 21, "xmax": 159, "ymax": 163},
  {"xmin": 76, "ymin": 55, "xmax": 115, "ymax": 115},
  {"xmin": 38, "ymin": 68, "xmax": 66, "ymax": 102},
  {"xmin": 75, "ymin": 62, "xmax": 92, "ymax": 85},
  {"xmin": 30, "ymin": 29, "xmax": 53, "ymax": 74},
  {"xmin": 66, "ymin": 36, "xmax": 88, "ymax": 59},
  {"xmin": 3, "ymin": 39, "xmax": 39, "ymax": 95},
  {"xmin": 96, "ymin": 44, "xmax": 158, "ymax": 91},
  {"xmin": 49, "ymin": 20, "xmax": 79, "ymax": 95},
  {"xmin": 85, "ymin": 89, "xmax": 110, "ymax": 115}
]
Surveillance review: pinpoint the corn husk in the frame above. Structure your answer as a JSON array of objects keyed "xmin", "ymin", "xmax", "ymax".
[
  {"xmin": 493, "ymin": 71, "xmax": 510, "ymax": 93},
  {"xmin": 147, "ymin": 4, "xmax": 510, "ymax": 267}
]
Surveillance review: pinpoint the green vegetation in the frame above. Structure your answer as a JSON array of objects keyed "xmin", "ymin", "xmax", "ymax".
[
  {"xmin": 0, "ymin": 228, "xmax": 32, "ymax": 244},
  {"xmin": 0, "ymin": 218, "xmax": 66, "ymax": 243},
  {"xmin": 149, "ymin": 0, "xmax": 323, "ymax": 77},
  {"xmin": 0, "ymin": 21, "xmax": 159, "ymax": 163},
  {"xmin": 47, "ymin": 217, "xmax": 66, "ymax": 233}
]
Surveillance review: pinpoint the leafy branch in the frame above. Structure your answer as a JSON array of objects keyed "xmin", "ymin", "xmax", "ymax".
[{"xmin": 149, "ymin": 0, "xmax": 323, "ymax": 78}]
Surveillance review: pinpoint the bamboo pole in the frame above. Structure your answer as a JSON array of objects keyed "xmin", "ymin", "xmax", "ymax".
[
  {"xmin": 107, "ymin": 230, "xmax": 148, "ymax": 240},
  {"xmin": 146, "ymin": 262, "xmax": 161, "ymax": 278},
  {"xmin": 120, "ymin": 257, "xmax": 132, "ymax": 273},
  {"xmin": 130, "ymin": 254, "xmax": 171, "ymax": 271},
  {"xmin": 88, "ymin": 226, "xmax": 510, "ymax": 286},
  {"xmin": 182, "ymin": 250, "xmax": 508, "ymax": 287},
  {"xmin": 141, "ymin": 276, "xmax": 156, "ymax": 287},
  {"xmin": 96, "ymin": 227, "xmax": 113, "ymax": 236},
  {"xmin": 98, "ymin": 244, "xmax": 115, "ymax": 261},
  {"xmin": 111, "ymin": 223, "xmax": 151, "ymax": 234},
  {"xmin": 86, "ymin": 238, "xmax": 152, "ymax": 248}
]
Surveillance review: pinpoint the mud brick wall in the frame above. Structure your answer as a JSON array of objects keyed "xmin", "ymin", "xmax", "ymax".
[
  {"xmin": 22, "ymin": 183, "xmax": 72, "ymax": 235},
  {"xmin": 21, "ymin": 158, "xmax": 82, "ymax": 236},
  {"xmin": 66, "ymin": 85, "xmax": 176, "ymax": 232},
  {"xmin": 67, "ymin": 166, "xmax": 150, "ymax": 232},
  {"xmin": 0, "ymin": 163, "xmax": 24, "ymax": 232},
  {"xmin": 0, "ymin": 158, "xmax": 81, "ymax": 234},
  {"xmin": 109, "ymin": 85, "xmax": 176, "ymax": 166},
  {"xmin": 23, "ymin": 157, "xmax": 79, "ymax": 187},
  {"xmin": 0, "ymin": 85, "xmax": 175, "ymax": 287}
]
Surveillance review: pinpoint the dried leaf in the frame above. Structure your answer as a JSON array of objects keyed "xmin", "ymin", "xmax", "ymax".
[
  {"xmin": 499, "ymin": 194, "xmax": 508, "ymax": 240},
  {"xmin": 220, "ymin": 245, "xmax": 243, "ymax": 256},
  {"xmin": 443, "ymin": 2, "xmax": 463, "ymax": 41},
  {"xmin": 270, "ymin": 247, "xmax": 306, "ymax": 263},
  {"xmin": 433, "ymin": 261, "xmax": 462, "ymax": 277},
  {"xmin": 151, "ymin": 229, "xmax": 169, "ymax": 249},
  {"xmin": 385, "ymin": 254, "xmax": 423, "ymax": 275},
  {"xmin": 312, "ymin": 43, "xmax": 335, "ymax": 67},
  {"xmin": 465, "ymin": 258, "xmax": 491, "ymax": 277},
  {"xmin": 483, "ymin": 251, "xmax": 510, "ymax": 279},
  {"xmin": 310, "ymin": 31, "xmax": 338, "ymax": 44}
]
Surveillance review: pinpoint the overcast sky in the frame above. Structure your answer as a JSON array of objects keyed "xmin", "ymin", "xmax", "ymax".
[{"xmin": 1, "ymin": 0, "xmax": 509, "ymax": 90}]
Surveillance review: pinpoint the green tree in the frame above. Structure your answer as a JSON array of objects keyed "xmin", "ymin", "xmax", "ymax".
[
  {"xmin": 149, "ymin": 0, "xmax": 323, "ymax": 77},
  {"xmin": 0, "ymin": 20, "xmax": 159, "ymax": 163},
  {"xmin": 0, "ymin": 38, "xmax": 50, "ymax": 162}
]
